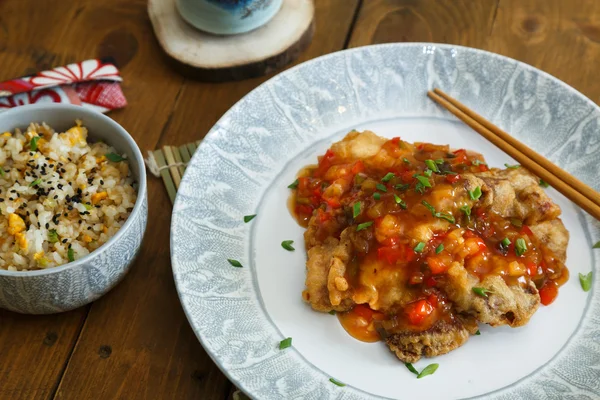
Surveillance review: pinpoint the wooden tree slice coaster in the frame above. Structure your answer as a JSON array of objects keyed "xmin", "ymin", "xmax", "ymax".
[{"xmin": 148, "ymin": 0, "xmax": 315, "ymax": 82}]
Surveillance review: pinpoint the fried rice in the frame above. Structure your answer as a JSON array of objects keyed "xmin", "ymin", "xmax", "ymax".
[{"xmin": 0, "ymin": 120, "xmax": 137, "ymax": 271}]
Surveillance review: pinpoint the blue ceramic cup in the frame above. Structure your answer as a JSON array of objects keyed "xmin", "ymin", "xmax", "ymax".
[{"xmin": 176, "ymin": 0, "xmax": 283, "ymax": 35}]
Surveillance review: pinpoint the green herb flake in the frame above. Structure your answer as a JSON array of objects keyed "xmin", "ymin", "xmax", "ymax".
[
  {"xmin": 515, "ymin": 238, "xmax": 527, "ymax": 256},
  {"xmin": 394, "ymin": 183, "xmax": 410, "ymax": 191},
  {"xmin": 539, "ymin": 179, "xmax": 549, "ymax": 188},
  {"xmin": 501, "ymin": 238, "xmax": 511, "ymax": 247},
  {"xmin": 281, "ymin": 240, "xmax": 295, "ymax": 251},
  {"xmin": 475, "ymin": 330, "xmax": 481, "ymax": 336},
  {"xmin": 329, "ymin": 378, "xmax": 345, "ymax": 387},
  {"xmin": 394, "ymin": 194, "xmax": 407, "ymax": 209},
  {"xmin": 376, "ymin": 183, "xmax": 388, "ymax": 192},
  {"xmin": 511, "ymin": 219, "xmax": 523, "ymax": 228},
  {"xmin": 67, "ymin": 247, "xmax": 75, "ymax": 262},
  {"xmin": 279, "ymin": 337, "xmax": 292, "ymax": 350},
  {"xmin": 460, "ymin": 205, "xmax": 471, "ymax": 218},
  {"xmin": 328, "ymin": 310, "xmax": 336, "ymax": 315},
  {"xmin": 436, "ymin": 213, "xmax": 455, "ymax": 224},
  {"xmin": 579, "ymin": 272, "xmax": 593, "ymax": 292},
  {"xmin": 423, "ymin": 169, "xmax": 433, "ymax": 177},
  {"xmin": 593, "ymin": 241, "xmax": 600, "ymax": 249},
  {"xmin": 415, "ymin": 175, "xmax": 432, "ymax": 188},
  {"xmin": 227, "ymin": 259, "xmax": 243, "ymax": 268},
  {"xmin": 352, "ymin": 202, "xmax": 361, "ymax": 218},
  {"xmin": 403, "ymin": 157, "xmax": 411, "ymax": 164},
  {"xmin": 0, "ymin": 168, "xmax": 5, "ymax": 178},
  {"xmin": 468, "ymin": 186, "xmax": 482, "ymax": 201},
  {"xmin": 405, "ymin": 363, "xmax": 419, "ymax": 375},
  {"xmin": 47, "ymin": 230, "xmax": 59, "ymax": 243},
  {"xmin": 505, "ymin": 163, "xmax": 520, "ymax": 169},
  {"xmin": 287, "ymin": 179, "xmax": 299, "ymax": 189},
  {"xmin": 381, "ymin": 172, "xmax": 395, "ymax": 182},
  {"xmin": 373, "ymin": 192, "xmax": 381, "ymax": 201},
  {"xmin": 30, "ymin": 136, "xmax": 40, "ymax": 151},
  {"xmin": 422, "ymin": 200, "xmax": 436, "ymax": 215},
  {"xmin": 356, "ymin": 221, "xmax": 374, "ymax": 232},
  {"xmin": 417, "ymin": 363, "xmax": 439, "ymax": 379},
  {"xmin": 29, "ymin": 178, "xmax": 42, "ymax": 187},
  {"xmin": 472, "ymin": 287, "xmax": 492, "ymax": 297},
  {"xmin": 472, "ymin": 160, "xmax": 487, "ymax": 166},
  {"xmin": 435, "ymin": 244, "xmax": 444, "ymax": 254},
  {"xmin": 414, "ymin": 242, "xmax": 426, "ymax": 253},
  {"xmin": 435, "ymin": 159, "xmax": 444, "ymax": 165},
  {"xmin": 105, "ymin": 152, "xmax": 125, "ymax": 162},
  {"xmin": 84, "ymin": 203, "xmax": 93, "ymax": 210},
  {"xmin": 425, "ymin": 159, "xmax": 439, "ymax": 172},
  {"xmin": 415, "ymin": 182, "xmax": 425, "ymax": 194},
  {"xmin": 244, "ymin": 214, "xmax": 257, "ymax": 223}
]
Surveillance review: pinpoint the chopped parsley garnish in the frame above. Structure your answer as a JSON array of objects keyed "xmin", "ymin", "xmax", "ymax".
[
  {"xmin": 373, "ymin": 192, "xmax": 381, "ymax": 200},
  {"xmin": 281, "ymin": 240, "xmax": 295, "ymax": 251},
  {"xmin": 579, "ymin": 272, "xmax": 592, "ymax": 292},
  {"xmin": 394, "ymin": 194, "xmax": 407, "ymax": 209},
  {"xmin": 417, "ymin": 363, "xmax": 439, "ymax": 379},
  {"xmin": 356, "ymin": 221, "xmax": 373, "ymax": 232},
  {"xmin": 403, "ymin": 157, "xmax": 410, "ymax": 164},
  {"xmin": 328, "ymin": 310, "xmax": 336, "ymax": 315},
  {"xmin": 475, "ymin": 330, "xmax": 481, "ymax": 335},
  {"xmin": 460, "ymin": 205, "xmax": 471, "ymax": 219},
  {"xmin": 394, "ymin": 183, "xmax": 410, "ymax": 191},
  {"xmin": 415, "ymin": 175, "xmax": 431, "ymax": 188},
  {"xmin": 468, "ymin": 186, "xmax": 482, "ymax": 200},
  {"xmin": 425, "ymin": 159, "xmax": 439, "ymax": 172},
  {"xmin": 423, "ymin": 169, "xmax": 433, "ymax": 177},
  {"xmin": 279, "ymin": 337, "xmax": 292, "ymax": 350},
  {"xmin": 352, "ymin": 202, "xmax": 361, "ymax": 218},
  {"xmin": 30, "ymin": 136, "xmax": 40, "ymax": 151},
  {"xmin": 105, "ymin": 152, "xmax": 125, "ymax": 162},
  {"xmin": 505, "ymin": 163, "xmax": 520, "ymax": 169},
  {"xmin": 381, "ymin": 172, "xmax": 395, "ymax": 182},
  {"xmin": 48, "ymin": 230, "xmax": 59, "ymax": 243},
  {"xmin": 67, "ymin": 248, "xmax": 75, "ymax": 262},
  {"xmin": 471, "ymin": 160, "xmax": 487, "ymax": 166},
  {"xmin": 29, "ymin": 178, "xmax": 42, "ymax": 187},
  {"xmin": 435, "ymin": 244, "xmax": 444, "ymax": 254},
  {"xmin": 472, "ymin": 287, "xmax": 492, "ymax": 297},
  {"xmin": 500, "ymin": 238, "xmax": 511, "ymax": 248},
  {"xmin": 376, "ymin": 183, "xmax": 387, "ymax": 192},
  {"xmin": 515, "ymin": 238, "xmax": 527, "ymax": 256},
  {"xmin": 405, "ymin": 363, "xmax": 419, "ymax": 375},
  {"xmin": 435, "ymin": 159, "xmax": 444, "ymax": 164},
  {"xmin": 593, "ymin": 241, "xmax": 600, "ymax": 249},
  {"xmin": 329, "ymin": 378, "xmax": 345, "ymax": 387},
  {"xmin": 539, "ymin": 179, "xmax": 549, "ymax": 188},
  {"xmin": 227, "ymin": 259, "xmax": 243, "ymax": 268},
  {"xmin": 415, "ymin": 182, "xmax": 426, "ymax": 194},
  {"xmin": 243, "ymin": 214, "xmax": 256, "ymax": 223},
  {"xmin": 414, "ymin": 242, "xmax": 426, "ymax": 253},
  {"xmin": 287, "ymin": 179, "xmax": 299, "ymax": 189}
]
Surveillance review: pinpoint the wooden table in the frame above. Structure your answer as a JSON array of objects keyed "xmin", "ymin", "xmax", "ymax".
[{"xmin": 1, "ymin": 0, "xmax": 599, "ymax": 398}]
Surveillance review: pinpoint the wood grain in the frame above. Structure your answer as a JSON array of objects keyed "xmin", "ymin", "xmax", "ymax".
[
  {"xmin": 348, "ymin": 0, "xmax": 499, "ymax": 48},
  {"xmin": 53, "ymin": 1, "xmax": 360, "ymax": 400}
]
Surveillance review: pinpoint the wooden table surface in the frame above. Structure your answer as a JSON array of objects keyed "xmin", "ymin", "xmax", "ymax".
[{"xmin": 1, "ymin": 0, "xmax": 600, "ymax": 398}]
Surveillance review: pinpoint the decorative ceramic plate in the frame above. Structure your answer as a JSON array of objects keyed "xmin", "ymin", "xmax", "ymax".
[{"xmin": 171, "ymin": 43, "xmax": 599, "ymax": 400}]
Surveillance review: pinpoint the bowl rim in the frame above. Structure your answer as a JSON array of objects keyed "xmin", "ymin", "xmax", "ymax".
[{"xmin": 0, "ymin": 103, "xmax": 147, "ymax": 277}]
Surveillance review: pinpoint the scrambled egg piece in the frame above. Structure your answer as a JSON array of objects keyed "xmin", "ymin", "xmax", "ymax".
[
  {"xmin": 92, "ymin": 192, "xmax": 108, "ymax": 204},
  {"xmin": 15, "ymin": 232, "xmax": 27, "ymax": 251},
  {"xmin": 8, "ymin": 213, "xmax": 25, "ymax": 235}
]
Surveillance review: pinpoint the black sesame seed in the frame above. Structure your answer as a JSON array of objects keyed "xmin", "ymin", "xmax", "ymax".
[
  {"xmin": 0, "ymin": 198, "xmax": 5, "ymax": 202},
  {"xmin": 100, "ymin": 180, "xmax": 104, "ymax": 185},
  {"xmin": 54, "ymin": 195, "xmax": 58, "ymax": 199},
  {"xmin": 57, "ymin": 184, "xmax": 63, "ymax": 189},
  {"xmin": 62, "ymin": 239, "xmax": 67, "ymax": 243},
  {"xmin": 49, "ymin": 164, "xmax": 54, "ymax": 168},
  {"xmin": 87, "ymin": 227, "xmax": 92, "ymax": 230},
  {"xmin": 45, "ymin": 223, "xmax": 49, "ymax": 229},
  {"xmin": 78, "ymin": 219, "xmax": 82, "ymax": 223},
  {"xmin": 37, "ymin": 222, "xmax": 40, "ymax": 228},
  {"xmin": 68, "ymin": 206, "xmax": 73, "ymax": 210},
  {"xmin": 68, "ymin": 243, "xmax": 72, "ymax": 249}
]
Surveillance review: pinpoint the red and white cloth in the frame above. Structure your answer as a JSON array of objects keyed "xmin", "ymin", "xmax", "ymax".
[{"xmin": 0, "ymin": 58, "xmax": 126, "ymax": 113}]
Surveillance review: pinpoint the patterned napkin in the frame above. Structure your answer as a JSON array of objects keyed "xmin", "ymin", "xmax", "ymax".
[{"xmin": 0, "ymin": 58, "xmax": 126, "ymax": 113}]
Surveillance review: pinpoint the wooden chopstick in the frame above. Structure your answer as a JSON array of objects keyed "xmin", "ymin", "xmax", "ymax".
[
  {"xmin": 428, "ymin": 89, "xmax": 600, "ymax": 221},
  {"xmin": 433, "ymin": 88, "xmax": 600, "ymax": 208}
]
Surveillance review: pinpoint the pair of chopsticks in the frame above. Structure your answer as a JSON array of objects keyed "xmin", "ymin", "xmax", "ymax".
[
  {"xmin": 428, "ymin": 88, "xmax": 600, "ymax": 221},
  {"xmin": 146, "ymin": 141, "xmax": 201, "ymax": 204}
]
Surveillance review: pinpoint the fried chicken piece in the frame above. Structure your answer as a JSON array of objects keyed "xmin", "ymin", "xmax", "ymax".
[
  {"xmin": 303, "ymin": 231, "xmax": 354, "ymax": 312},
  {"xmin": 385, "ymin": 315, "xmax": 479, "ymax": 363},
  {"xmin": 440, "ymin": 263, "xmax": 540, "ymax": 327},
  {"xmin": 530, "ymin": 219, "xmax": 569, "ymax": 263},
  {"xmin": 463, "ymin": 168, "xmax": 561, "ymax": 225}
]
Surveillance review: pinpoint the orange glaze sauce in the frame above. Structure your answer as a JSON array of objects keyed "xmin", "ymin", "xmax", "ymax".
[{"xmin": 290, "ymin": 136, "xmax": 569, "ymax": 342}]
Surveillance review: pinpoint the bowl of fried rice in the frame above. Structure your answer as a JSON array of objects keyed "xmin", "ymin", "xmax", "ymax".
[{"xmin": 0, "ymin": 104, "xmax": 147, "ymax": 314}]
